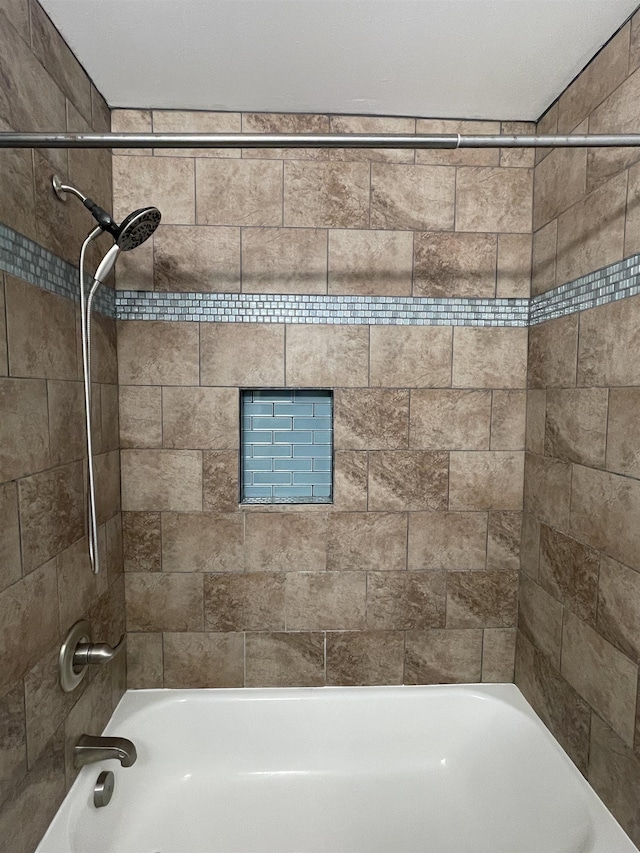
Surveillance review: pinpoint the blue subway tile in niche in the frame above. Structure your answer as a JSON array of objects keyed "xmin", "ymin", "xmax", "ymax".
[{"xmin": 241, "ymin": 389, "xmax": 333, "ymax": 504}]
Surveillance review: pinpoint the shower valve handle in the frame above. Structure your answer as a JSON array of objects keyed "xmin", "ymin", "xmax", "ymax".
[{"xmin": 73, "ymin": 634, "xmax": 125, "ymax": 667}]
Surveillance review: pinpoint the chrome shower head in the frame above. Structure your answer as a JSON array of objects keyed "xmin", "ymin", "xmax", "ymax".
[
  {"xmin": 115, "ymin": 207, "xmax": 161, "ymax": 250},
  {"xmin": 52, "ymin": 175, "xmax": 161, "ymax": 248}
]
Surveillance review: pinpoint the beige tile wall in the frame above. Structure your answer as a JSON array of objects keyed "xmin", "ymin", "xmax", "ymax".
[
  {"xmin": 0, "ymin": 2, "xmax": 123, "ymax": 851},
  {"xmin": 518, "ymin": 11, "xmax": 640, "ymax": 846},
  {"xmin": 114, "ymin": 108, "xmax": 532, "ymax": 693}
]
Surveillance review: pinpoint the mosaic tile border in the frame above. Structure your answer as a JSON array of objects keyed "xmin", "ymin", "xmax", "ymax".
[
  {"xmin": 3, "ymin": 222, "xmax": 640, "ymax": 328},
  {"xmin": 116, "ymin": 291, "xmax": 530, "ymax": 326},
  {"xmin": 0, "ymin": 224, "xmax": 116, "ymax": 319},
  {"xmin": 530, "ymin": 255, "xmax": 640, "ymax": 324}
]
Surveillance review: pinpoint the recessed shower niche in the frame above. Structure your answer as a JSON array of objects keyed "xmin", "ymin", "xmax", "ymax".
[{"xmin": 241, "ymin": 389, "xmax": 333, "ymax": 503}]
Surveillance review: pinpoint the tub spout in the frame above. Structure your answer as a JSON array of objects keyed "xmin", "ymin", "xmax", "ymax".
[{"xmin": 74, "ymin": 734, "xmax": 137, "ymax": 769}]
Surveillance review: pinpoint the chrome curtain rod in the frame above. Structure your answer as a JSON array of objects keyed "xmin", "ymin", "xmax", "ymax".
[{"xmin": 2, "ymin": 132, "xmax": 640, "ymax": 149}]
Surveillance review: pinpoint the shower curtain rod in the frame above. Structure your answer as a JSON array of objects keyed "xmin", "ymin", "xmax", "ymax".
[{"xmin": 2, "ymin": 132, "xmax": 640, "ymax": 149}]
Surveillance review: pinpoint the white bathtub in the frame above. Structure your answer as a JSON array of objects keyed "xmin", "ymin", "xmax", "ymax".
[{"xmin": 37, "ymin": 684, "xmax": 637, "ymax": 853}]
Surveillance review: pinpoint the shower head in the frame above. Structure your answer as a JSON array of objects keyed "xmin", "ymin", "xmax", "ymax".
[
  {"xmin": 116, "ymin": 207, "xmax": 161, "ymax": 251},
  {"xmin": 52, "ymin": 175, "xmax": 161, "ymax": 249}
]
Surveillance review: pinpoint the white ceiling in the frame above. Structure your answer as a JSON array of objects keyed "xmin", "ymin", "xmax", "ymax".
[{"xmin": 40, "ymin": 0, "xmax": 638, "ymax": 121}]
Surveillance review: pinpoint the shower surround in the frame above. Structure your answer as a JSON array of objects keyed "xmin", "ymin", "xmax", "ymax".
[
  {"xmin": 1, "ymin": 0, "xmax": 640, "ymax": 850},
  {"xmin": 113, "ymin": 108, "xmax": 533, "ymax": 691},
  {"xmin": 517, "ymin": 16, "xmax": 640, "ymax": 844},
  {"xmin": 0, "ymin": 0, "xmax": 123, "ymax": 850}
]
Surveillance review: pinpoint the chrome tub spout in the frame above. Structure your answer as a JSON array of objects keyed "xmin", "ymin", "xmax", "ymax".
[{"xmin": 74, "ymin": 734, "xmax": 137, "ymax": 769}]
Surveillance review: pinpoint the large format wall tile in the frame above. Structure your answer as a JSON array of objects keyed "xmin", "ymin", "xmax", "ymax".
[
  {"xmin": 243, "ymin": 228, "xmax": 327, "ymax": 294},
  {"xmin": 286, "ymin": 325, "xmax": 369, "ymax": 387},
  {"xmin": 408, "ymin": 511, "xmax": 487, "ymax": 571},
  {"xmin": 122, "ymin": 512, "xmax": 161, "ymax": 573},
  {"xmin": 18, "ymin": 462, "xmax": 84, "ymax": 572},
  {"xmin": 329, "ymin": 114, "xmax": 414, "ymax": 164},
  {"xmin": 126, "ymin": 633, "xmax": 163, "ymax": 688},
  {"xmin": 528, "ymin": 315, "xmax": 578, "ymax": 389},
  {"xmin": 533, "ymin": 147, "xmax": 587, "ymax": 230},
  {"xmin": 284, "ymin": 162, "xmax": 369, "ymax": 228},
  {"xmin": 197, "ymin": 159, "xmax": 282, "ymax": 226},
  {"xmin": 561, "ymin": 611, "xmax": 637, "ymax": 747},
  {"xmin": 326, "ymin": 512, "xmax": 407, "ymax": 572},
  {"xmin": 47, "ymin": 380, "xmax": 85, "ymax": 466},
  {"xmin": 334, "ymin": 389, "xmax": 409, "ymax": 450},
  {"xmin": 588, "ymin": 64, "xmax": 640, "ymax": 192},
  {"xmin": 482, "ymin": 628, "xmax": 517, "ymax": 682},
  {"xmin": 30, "ymin": 0, "xmax": 92, "ymax": 124},
  {"xmin": 369, "ymin": 326, "xmax": 452, "ymax": 388},
  {"xmin": 125, "ymin": 573, "xmax": 204, "ymax": 632},
  {"xmin": 415, "ymin": 119, "xmax": 500, "ymax": 167},
  {"xmin": 117, "ymin": 321, "xmax": 199, "ymax": 385},
  {"xmin": 163, "ymin": 633, "xmax": 244, "ymax": 688},
  {"xmin": 153, "ymin": 109, "xmax": 241, "ymax": 158},
  {"xmin": 0, "ymin": 483, "xmax": 21, "ymax": 594},
  {"xmin": 370, "ymin": 164, "xmax": 455, "ymax": 230},
  {"xmin": 531, "ymin": 220, "xmax": 557, "ymax": 296},
  {"xmin": 113, "ymin": 156, "xmax": 195, "ymax": 224},
  {"xmin": 119, "ymin": 386, "xmax": 162, "ymax": 449},
  {"xmin": 5, "ymin": 278, "xmax": 77, "ymax": 381},
  {"xmin": 326, "ymin": 632, "xmax": 404, "ymax": 685},
  {"xmin": 200, "ymin": 324, "xmax": 285, "ymax": 387},
  {"xmin": 204, "ymin": 574, "xmax": 285, "ymax": 631},
  {"xmin": 0, "ymin": 378, "xmax": 49, "ymax": 482},
  {"xmin": 413, "ymin": 232, "xmax": 497, "ymax": 298},
  {"xmin": 154, "ymin": 225, "xmax": 241, "ymax": 292},
  {"xmin": 578, "ymin": 296, "xmax": 640, "ymax": 387},
  {"xmin": 558, "ymin": 22, "xmax": 630, "ymax": 134},
  {"xmin": 242, "ymin": 112, "xmax": 328, "ymax": 161},
  {"xmin": 523, "ymin": 453, "xmax": 571, "ymax": 532},
  {"xmin": 556, "ymin": 172, "xmax": 627, "ymax": 285},
  {"xmin": 446, "ymin": 572, "xmax": 518, "ymax": 628},
  {"xmin": 544, "ymin": 388, "xmax": 608, "ymax": 467},
  {"xmin": 366, "ymin": 572, "xmax": 446, "ymax": 630},
  {"xmin": 517, "ymin": 573, "xmax": 563, "ymax": 668},
  {"xmin": 369, "ymin": 451, "xmax": 448, "ymax": 511},
  {"xmin": 496, "ymin": 233, "xmax": 532, "ymax": 298},
  {"xmin": 0, "ymin": 561, "xmax": 59, "ymax": 696},
  {"xmin": 285, "ymin": 572, "xmax": 366, "ymax": 630},
  {"xmin": 597, "ymin": 555, "xmax": 640, "ymax": 662},
  {"xmin": 328, "ymin": 230, "xmax": 413, "ymax": 296},
  {"xmin": 162, "ymin": 387, "xmax": 239, "ymax": 450},
  {"xmin": 515, "ymin": 632, "xmax": 591, "ymax": 774},
  {"xmin": 405, "ymin": 629, "xmax": 483, "ymax": 684},
  {"xmin": 244, "ymin": 512, "xmax": 327, "ymax": 572},
  {"xmin": 409, "ymin": 389, "xmax": 491, "ymax": 450},
  {"xmin": 452, "ymin": 328, "xmax": 527, "ymax": 389},
  {"xmin": 456, "ymin": 167, "xmax": 532, "ymax": 233},
  {"xmin": 570, "ymin": 465, "xmax": 640, "ymax": 570},
  {"xmin": 449, "ymin": 451, "xmax": 524, "ymax": 511},
  {"xmin": 589, "ymin": 715, "xmax": 640, "ymax": 848},
  {"xmin": 121, "ymin": 450, "xmax": 203, "ymax": 512},
  {"xmin": 245, "ymin": 632, "xmax": 325, "ymax": 687},
  {"xmin": 606, "ymin": 388, "xmax": 640, "ymax": 478},
  {"xmin": 162, "ymin": 513, "xmax": 244, "ymax": 573},
  {"xmin": 538, "ymin": 525, "xmax": 598, "ymax": 625},
  {"xmin": 0, "ymin": 685, "xmax": 27, "ymax": 803}
]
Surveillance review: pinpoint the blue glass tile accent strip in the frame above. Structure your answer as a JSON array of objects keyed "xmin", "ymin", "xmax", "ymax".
[
  {"xmin": 241, "ymin": 389, "xmax": 333, "ymax": 504},
  {"xmin": 529, "ymin": 255, "xmax": 640, "ymax": 325},
  {"xmin": 116, "ymin": 289, "xmax": 529, "ymax": 326},
  {"xmin": 0, "ymin": 223, "xmax": 116, "ymax": 318},
  {"xmin": 5, "ymin": 220, "xmax": 640, "ymax": 328}
]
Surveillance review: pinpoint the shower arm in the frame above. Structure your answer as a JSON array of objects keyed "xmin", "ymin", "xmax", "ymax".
[
  {"xmin": 79, "ymin": 226, "xmax": 103, "ymax": 575},
  {"xmin": 4, "ymin": 132, "xmax": 640, "ymax": 149}
]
